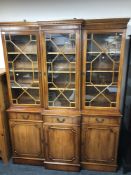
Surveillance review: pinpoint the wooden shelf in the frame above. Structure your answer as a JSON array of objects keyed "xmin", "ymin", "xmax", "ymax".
[
  {"xmin": 47, "ymin": 62, "xmax": 76, "ymax": 64},
  {"xmin": 11, "ymin": 86, "xmax": 40, "ymax": 89},
  {"xmin": 87, "ymin": 51, "xmax": 120, "ymax": 54},
  {"xmin": 48, "ymin": 83, "xmax": 75, "ymax": 89},
  {"xmin": 10, "ymin": 81, "xmax": 39, "ymax": 87},
  {"xmin": 48, "ymin": 71, "xmax": 76, "ymax": 73},
  {"xmin": 86, "ymin": 84, "xmax": 117, "ymax": 87},
  {"xmin": 86, "ymin": 70, "xmax": 119, "ymax": 73},
  {"xmin": 6, "ymin": 39, "xmax": 37, "ymax": 42},
  {"xmin": 47, "ymin": 52, "xmax": 76, "ymax": 55},
  {"xmin": 9, "ymin": 69, "xmax": 38, "ymax": 72},
  {"xmin": 49, "ymin": 87, "xmax": 75, "ymax": 90},
  {"xmin": 8, "ymin": 52, "xmax": 37, "ymax": 55}
]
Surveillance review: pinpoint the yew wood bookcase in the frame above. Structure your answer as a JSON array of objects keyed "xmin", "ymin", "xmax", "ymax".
[{"xmin": 0, "ymin": 18, "xmax": 129, "ymax": 172}]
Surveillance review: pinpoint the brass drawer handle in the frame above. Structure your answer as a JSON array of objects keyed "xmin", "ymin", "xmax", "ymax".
[
  {"xmin": 22, "ymin": 114, "xmax": 30, "ymax": 120},
  {"xmin": 57, "ymin": 117, "xmax": 65, "ymax": 123},
  {"xmin": 96, "ymin": 118, "xmax": 104, "ymax": 123}
]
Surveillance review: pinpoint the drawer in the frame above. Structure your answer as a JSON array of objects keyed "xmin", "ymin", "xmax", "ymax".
[
  {"xmin": 9, "ymin": 112, "xmax": 42, "ymax": 121},
  {"xmin": 44, "ymin": 115, "xmax": 81, "ymax": 125},
  {"xmin": 82, "ymin": 116, "xmax": 120, "ymax": 125}
]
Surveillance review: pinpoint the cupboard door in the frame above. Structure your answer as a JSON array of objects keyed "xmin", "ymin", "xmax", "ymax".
[
  {"xmin": 83, "ymin": 31, "xmax": 124, "ymax": 108},
  {"xmin": 10, "ymin": 121, "xmax": 44, "ymax": 158},
  {"xmin": 81, "ymin": 125, "xmax": 119, "ymax": 164},
  {"xmin": 45, "ymin": 125, "xmax": 80, "ymax": 163},
  {"xmin": 3, "ymin": 33, "xmax": 41, "ymax": 105},
  {"xmin": 43, "ymin": 31, "xmax": 80, "ymax": 109}
]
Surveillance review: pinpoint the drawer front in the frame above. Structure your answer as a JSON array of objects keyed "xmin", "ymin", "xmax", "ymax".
[
  {"xmin": 82, "ymin": 116, "xmax": 120, "ymax": 126},
  {"xmin": 9, "ymin": 112, "xmax": 42, "ymax": 121},
  {"xmin": 44, "ymin": 115, "xmax": 81, "ymax": 125}
]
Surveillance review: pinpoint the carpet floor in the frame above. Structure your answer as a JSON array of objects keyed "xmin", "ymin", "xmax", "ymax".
[{"xmin": 0, "ymin": 160, "xmax": 130, "ymax": 175}]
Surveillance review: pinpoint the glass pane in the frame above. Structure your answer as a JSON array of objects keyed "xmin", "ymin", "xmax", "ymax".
[
  {"xmin": 45, "ymin": 33, "xmax": 76, "ymax": 108},
  {"xmin": 5, "ymin": 34, "xmax": 40, "ymax": 105},
  {"xmin": 92, "ymin": 53, "xmax": 113, "ymax": 71},
  {"xmin": 46, "ymin": 33, "xmax": 75, "ymax": 53},
  {"xmin": 85, "ymin": 32, "xmax": 122, "ymax": 107}
]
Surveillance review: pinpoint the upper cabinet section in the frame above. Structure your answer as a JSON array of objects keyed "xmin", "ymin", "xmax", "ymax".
[
  {"xmin": 83, "ymin": 32, "xmax": 123, "ymax": 108},
  {"xmin": 1, "ymin": 18, "xmax": 129, "ymax": 109},
  {"xmin": 3, "ymin": 33, "xmax": 41, "ymax": 105},
  {"xmin": 81, "ymin": 18, "xmax": 129, "ymax": 110},
  {"xmin": 43, "ymin": 31, "xmax": 80, "ymax": 109}
]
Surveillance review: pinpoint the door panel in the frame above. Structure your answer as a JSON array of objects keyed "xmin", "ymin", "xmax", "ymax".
[
  {"xmin": 3, "ymin": 33, "xmax": 41, "ymax": 105},
  {"xmin": 82, "ymin": 31, "xmax": 124, "ymax": 109},
  {"xmin": 10, "ymin": 121, "xmax": 43, "ymax": 158},
  {"xmin": 45, "ymin": 125, "xmax": 80, "ymax": 163},
  {"xmin": 82, "ymin": 125, "xmax": 119, "ymax": 163},
  {"xmin": 43, "ymin": 31, "xmax": 80, "ymax": 109}
]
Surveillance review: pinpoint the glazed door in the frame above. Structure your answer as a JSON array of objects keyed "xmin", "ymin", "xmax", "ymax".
[
  {"xmin": 45, "ymin": 125, "xmax": 80, "ymax": 163},
  {"xmin": 3, "ymin": 32, "xmax": 42, "ymax": 106},
  {"xmin": 82, "ymin": 31, "xmax": 125, "ymax": 109},
  {"xmin": 81, "ymin": 125, "xmax": 119, "ymax": 164},
  {"xmin": 9, "ymin": 121, "xmax": 44, "ymax": 158},
  {"xmin": 42, "ymin": 31, "xmax": 80, "ymax": 109}
]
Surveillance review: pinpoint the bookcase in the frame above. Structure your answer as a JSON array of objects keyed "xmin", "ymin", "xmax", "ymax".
[{"xmin": 1, "ymin": 18, "xmax": 129, "ymax": 172}]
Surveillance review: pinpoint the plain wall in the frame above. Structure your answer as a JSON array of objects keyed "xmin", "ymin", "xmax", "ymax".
[
  {"xmin": 0, "ymin": 0, "xmax": 131, "ymax": 22},
  {"xmin": 0, "ymin": 0, "xmax": 131, "ymax": 68}
]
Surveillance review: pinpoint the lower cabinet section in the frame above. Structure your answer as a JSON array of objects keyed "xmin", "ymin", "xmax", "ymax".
[
  {"xmin": 9, "ymin": 112, "xmax": 44, "ymax": 165},
  {"xmin": 10, "ymin": 121, "xmax": 44, "ymax": 158},
  {"xmin": 8, "ymin": 111, "xmax": 121, "ymax": 172},
  {"xmin": 45, "ymin": 125, "xmax": 80, "ymax": 163},
  {"xmin": 44, "ymin": 115, "xmax": 80, "ymax": 171},
  {"xmin": 81, "ymin": 115, "xmax": 120, "ymax": 171}
]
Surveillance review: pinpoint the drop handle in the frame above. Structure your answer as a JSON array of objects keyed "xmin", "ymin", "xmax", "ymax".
[
  {"xmin": 96, "ymin": 118, "xmax": 104, "ymax": 123},
  {"xmin": 57, "ymin": 117, "xmax": 65, "ymax": 123},
  {"xmin": 22, "ymin": 115, "xmax": 30, "ymax": 120}
]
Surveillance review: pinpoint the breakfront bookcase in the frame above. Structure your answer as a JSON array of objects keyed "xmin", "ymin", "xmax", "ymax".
[{"xmin": 0, "ymin": 18, "xmax": 129, "ymax": 172}]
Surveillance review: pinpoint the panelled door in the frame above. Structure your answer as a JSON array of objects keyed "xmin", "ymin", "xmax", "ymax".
[
  {"xmin": 9, "ymin": 121, "xmax": 44, "ymax": 158},
  {"xmin": 81, "ymin": 125, "xmax": 119, "ymax": 164},
  {"xmin": 44, "ymin": 124, "xmax": 80, "ymax": 164}
]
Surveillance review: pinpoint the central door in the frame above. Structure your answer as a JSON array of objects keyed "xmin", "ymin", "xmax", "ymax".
[
  {"xmin": 45, "ymin": 125, "xmax": 80, "ymax": 164},
  {"xmin": 42, "ymin": 30, "xmax": 80, "ymax": 109}
]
